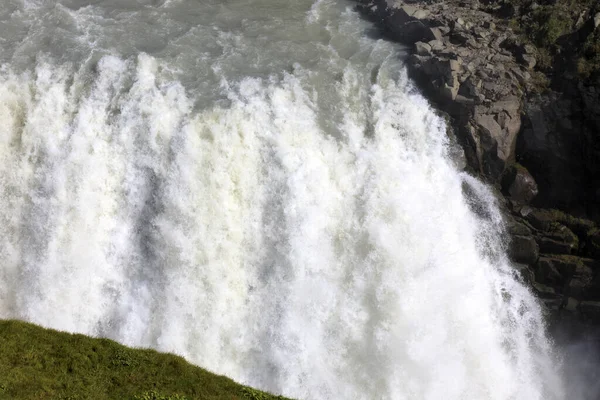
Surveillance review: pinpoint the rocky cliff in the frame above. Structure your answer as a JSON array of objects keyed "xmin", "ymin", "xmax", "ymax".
[{"xmin": 354, "ymin": 0, "xmax": 600, "ymax": 333}]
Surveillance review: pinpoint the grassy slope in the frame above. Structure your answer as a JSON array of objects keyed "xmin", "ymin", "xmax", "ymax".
[{"xmin": 0, "ymin": 320, "xmax": 293, "ymax": 400}]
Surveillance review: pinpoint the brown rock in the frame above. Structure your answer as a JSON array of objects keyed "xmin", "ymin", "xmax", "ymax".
[{"xmin": 503, "ymin": 164, "xmax": 538, "ymax": 204}]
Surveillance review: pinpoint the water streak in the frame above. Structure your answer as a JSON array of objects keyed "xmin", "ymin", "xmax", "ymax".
[{"xmin": 0, "ymin": 0, "xmax": 563, "ymax": 398}]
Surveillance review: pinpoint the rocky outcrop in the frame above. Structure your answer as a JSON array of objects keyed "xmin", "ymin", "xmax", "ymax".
[
  {"xmin": 358, "ymin": 0, "xmax": 534, "ymax": 181},
  {"xmin": 504, "ymin": 205, "xmax": 600, "ymax": 320},
  {"xmin": 355, "ymin": 0, "xmax": 600, "ymax": 326}
]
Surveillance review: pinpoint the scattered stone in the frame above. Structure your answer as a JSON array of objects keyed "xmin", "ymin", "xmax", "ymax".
[
  {"xmin": 523, "ymin": 44, "xmax": 536, "ymax": 54},
  {"xmin": 520, "ymin": 54, "xmax": 537, "ymax": 69},
  {"xmin": 428, "ymin": 27, "xmax": 444, "ymax": 41},
  {"xmin": 510, "ymin": 67, "xmax": 530, "ymax": 85},
  {"xmin": 413, "ymin": 9, "xmax": 430, "ymax": 19},
  {"xmin": 428, "ymin": 39, "xmax": 445, "ymax": 51},
  {"xmin": 483, "ymin": 21, "xmax": 495, "ymax": 30}
]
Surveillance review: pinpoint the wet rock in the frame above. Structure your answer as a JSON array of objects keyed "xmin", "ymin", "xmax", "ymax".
[
  {"xmin": 355, "ymin": 0, "xmax": 600, "ymax": 326},
  {"xmin": 545, "ymin": 222, "xmax": 579, "ymax": 244},
  {"xmin": 523, "ymin": 208, "xmax": 594, "ymax": 234},
  {"xmin": 535, "ymin": 258, "xmax": 564, "ymax": 285},
  {"xmin": 505, "ymin": 217, "xmax": 532, "ymax": 236},
  {"xmin": 509, "ymin": 235, "xmax": 539, "ymax": 264},
  {"xmin": 533, "ymin": 282, "xmax": 558, "ymax": 299},
  {"xmin": 512, "ymin": 262, "xmax": 535, "ymax": 284}
]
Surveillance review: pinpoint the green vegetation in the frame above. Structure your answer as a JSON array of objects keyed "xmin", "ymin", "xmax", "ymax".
[
  {"xmin": 0, "ymin": 320, "xmax": 293, "ymax": 400},
  {"xmin": 529, "ymin": 6, "xmax": 572, "ymax": 49},
  {"xmin": 504, "ymin": 0, "xmax": 600, "ymax": 80}
]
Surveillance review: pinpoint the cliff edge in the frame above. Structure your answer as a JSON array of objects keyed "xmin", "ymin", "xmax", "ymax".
[{"xmin": 355, "ymin": 0, "xmax": 600, "ymax": 333}]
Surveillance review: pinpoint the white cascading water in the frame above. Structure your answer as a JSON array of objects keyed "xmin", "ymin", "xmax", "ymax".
[{"xmin": 0, "ymin": 0, "xmax": 565, "ymax": 398}]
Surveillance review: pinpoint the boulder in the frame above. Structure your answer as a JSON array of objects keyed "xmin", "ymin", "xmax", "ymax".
[
  {"xmin": 501, "ymin": 164, "xmax": 538, "ymax": 204},
  {"xmin": 508, "ymin": 235, "xmax": 539, "ymax": 264},
  {"xmin": 505, "ymin": 216, "xmax": 532, "ymax": 236},
  {"xmin": 415, "ymin": 41, "xmax": 433, "ymax": 57}
]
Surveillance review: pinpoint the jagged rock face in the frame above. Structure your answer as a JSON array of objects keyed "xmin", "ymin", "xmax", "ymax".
[
  {"xmin": 355, "ymin": 0, "xmax": 600, "ymax": 326},
  {"xmin": 504, "ymin": 205, "xmax": 600, "ymax": 322},
  {"xmin": 356, "ymin": 0, "xmax": 531, "ymax": 180},
  {"xmin": 517, "ymin": 93, "xmax": 597, "ymax": 215}
]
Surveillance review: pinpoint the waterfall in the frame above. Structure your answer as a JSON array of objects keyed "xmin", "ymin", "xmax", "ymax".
[{"xmin": 0, "ymin": 0, "xmax": 563, "ymax": 398}]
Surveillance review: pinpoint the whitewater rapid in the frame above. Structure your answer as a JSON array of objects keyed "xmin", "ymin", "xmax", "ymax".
[{"xmin": 0, "ymin": 0, "xmax": 564, "ymax": 399}]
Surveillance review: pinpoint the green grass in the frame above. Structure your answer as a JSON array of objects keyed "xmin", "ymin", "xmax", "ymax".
[{"xmin": 0, "ymin": 320, "xmax": 293, "ymax": 400}]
